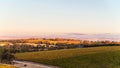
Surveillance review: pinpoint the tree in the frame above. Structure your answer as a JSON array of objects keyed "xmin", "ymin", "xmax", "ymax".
[{"xmin": 0, "ymin": 49, "xmax": 15, "ymax": 64}]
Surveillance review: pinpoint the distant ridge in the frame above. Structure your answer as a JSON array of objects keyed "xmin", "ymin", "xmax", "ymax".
[{"xmin": 0, "ymin": 33, "xmax": 120, "ymax": 41}]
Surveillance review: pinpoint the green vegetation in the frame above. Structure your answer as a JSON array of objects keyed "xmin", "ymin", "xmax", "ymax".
[
  {"xmin": 0, "ymin": 64, "xmax": 17, "ymax": 68},
  {"xmin": 1, "ymin": 38, "xmax": 120, "ymax": 53},
  {"xmin": 15, "ymin": 46, "xmax": 120, "ymax": 68},
  {"xmin": 0, "ymin": 48, "xmax": 15, "ymax": 64}
]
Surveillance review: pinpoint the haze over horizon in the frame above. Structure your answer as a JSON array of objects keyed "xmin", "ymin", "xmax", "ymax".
[
  {"xmin": 0, "ymin": 0, "xmax": 120, "ymax": 40},
  {"xmin": 0, "ymin": 32, "xmax": 120, "ymax": 41}
]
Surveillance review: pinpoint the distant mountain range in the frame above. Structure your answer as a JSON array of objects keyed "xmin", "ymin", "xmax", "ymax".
[{"xmin": 0, "ymin": 33, "xmax": 120, "ymax": 41}]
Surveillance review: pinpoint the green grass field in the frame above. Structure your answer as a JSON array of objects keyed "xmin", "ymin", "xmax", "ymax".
[
  {"xmin": 15, "ymin": 46, "xmax": 120, "ymax": 68},
  {"xmin": 0, "ymin": 64, "xmax": 17, "ymax": 68}
]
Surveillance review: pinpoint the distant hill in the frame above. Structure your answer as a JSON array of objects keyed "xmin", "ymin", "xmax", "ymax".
[{"xmin": 0, "ymin": 33, "xmax": 120, "ymax": 41}]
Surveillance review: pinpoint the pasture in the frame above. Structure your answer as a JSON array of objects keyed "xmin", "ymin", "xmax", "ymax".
[{"xmin": 15, "ymin": 46, "xmax": 120, "ymax": 68}]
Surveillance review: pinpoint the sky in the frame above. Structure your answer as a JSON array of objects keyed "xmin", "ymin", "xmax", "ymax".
[{"xmin": 0, "ymin": 0, "xmax": 120, "ymax": 36}]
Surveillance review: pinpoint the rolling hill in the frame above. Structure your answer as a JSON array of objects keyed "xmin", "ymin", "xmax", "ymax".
[{"xmin": 15, "ymin": 46, "xmax": 120, "ymax": 68}]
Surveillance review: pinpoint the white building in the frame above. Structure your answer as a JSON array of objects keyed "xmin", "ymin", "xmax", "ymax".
[{"xmin": 48, "ymin": 45, "xmax": 56, "ymax": 47}]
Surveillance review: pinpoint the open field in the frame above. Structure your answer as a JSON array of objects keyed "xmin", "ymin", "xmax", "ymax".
[
  {"xmin": 15, "ymin": 46, "xmax": 120, "ymax": 68},
  {"xmin": 0, "ymin": 64, "xmax": 18, "ymax": 68}
]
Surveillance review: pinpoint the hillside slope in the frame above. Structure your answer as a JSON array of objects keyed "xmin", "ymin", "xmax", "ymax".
[{"xmin": 15, "ymin": 46, "xmax": 120, "ymax": 68}]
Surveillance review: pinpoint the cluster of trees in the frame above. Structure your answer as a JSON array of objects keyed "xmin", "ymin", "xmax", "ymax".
[
  {"xmin": 56, "ymin": 43, "xmax": 80, "ymax": 49},
  {"xmin": 4, "ymin": 45, "xmax": 37, "ymax": 53},
  {"xmin": 80, "ymin": 40, "xmax": 120, "ymax": 47},
  {"xmin": 2, "ymin": 43, "xmax": 80, "ymax": 53},
  {"xmin": 4, "ymin": 45, "xmax": 55, "ymax": 53},
  {"xmin": 1, "ymin": 39, "xmax": 120, "ymax": 54},
  {"xmin": 0, "ymin": 47, "xmax": 15, "ymax": 64}
]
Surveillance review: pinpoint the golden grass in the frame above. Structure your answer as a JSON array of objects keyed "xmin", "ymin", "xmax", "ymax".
[{"xmin": 0, "ymin": 64, "xmax": 18, "ymax": 68}]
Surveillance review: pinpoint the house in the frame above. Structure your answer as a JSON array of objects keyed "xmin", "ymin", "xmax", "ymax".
[
  {"xmin": 48, "ymin": 45, "xmax": 56, "ymax": 47},
  {"xmin": 38, "ymin": 44, "xmax": 47, "ymax": 47}
]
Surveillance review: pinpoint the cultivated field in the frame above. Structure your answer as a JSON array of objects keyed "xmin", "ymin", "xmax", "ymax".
[{"xmin": 15, "ymin": 46, "xmax": 120, "ymax": 68}]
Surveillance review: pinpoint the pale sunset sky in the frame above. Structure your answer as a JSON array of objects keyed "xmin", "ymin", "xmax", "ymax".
[{"xmin": 0, "ymin": 0, "xmax": 120, "ymax": 36}]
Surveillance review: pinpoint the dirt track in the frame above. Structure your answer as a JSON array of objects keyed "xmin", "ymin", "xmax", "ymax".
[{"xmin": 13, "ymin": 60, "xmax": 59, "ymax": 68}]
